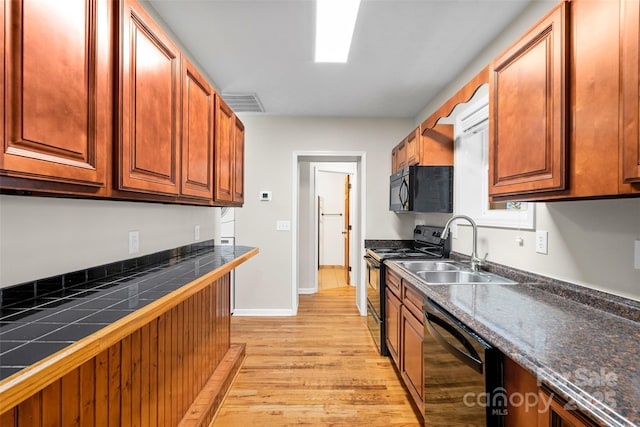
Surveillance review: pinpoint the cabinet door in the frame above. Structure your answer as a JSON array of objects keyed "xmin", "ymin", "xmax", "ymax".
[
  {"xmin": 401, "ymin": 306, "xmax": 424, "ymax": 410},
  {"xmin": 391, "ymin": 147, "xmax": 398, "ymax": 173},
  {"xmin": 233, "ymin": 117, "xmax": 245, "ymax": 203},
  {"xmin": 489, "ymin": 2, "xmax": 569, "ymax": 197},
  {"xmin": 397, "ymin": 142, "xmax": 407, "ymax": 170},
  {"xmin": 1, "ymin": 0, "xmax": 111, "ymax": 188},
  {"xmin": 406, "ymin": 129, "xmax": 419, "ymax": 166},
  {"xmin": 215, "ymin": 96, "xmax": 234, "ymax": 202},
  {"xmin": 385, "ymin": 290, "xmax": 401, "ymax": 367},
  {"xmin": 119, "ymin": 0, "xmax": 181, "ymax": 196},
  {"xmin": 537, "ymin": 389, "xmax": 598, "ymax": 427},
  {"xmin": 181, "ymin": 58, "xmax": 214, "ymax": 200},
  {"xmin": 420, "ymin": 124, "xmax": 454, "ymax": 166},
  {"xmin": 621, "ymin": 0, "xmax": 640, "ymax": 183}
]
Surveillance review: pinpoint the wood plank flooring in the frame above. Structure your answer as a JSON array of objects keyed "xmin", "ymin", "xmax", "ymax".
[
  {"xmin": 317, "ymin": 266, "xmax": 348, "ymax": 290},
  {"xmin": 211, "ymin": 286, "xmax": 421, "ymax": 426}
]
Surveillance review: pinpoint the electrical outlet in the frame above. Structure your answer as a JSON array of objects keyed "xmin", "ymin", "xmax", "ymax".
[
  {"xmin": 535, "ymin": 230, "xmax": 548, "ymax": 255},
  {"xmin": 128, "ymin": 231, "xmax": 140, "ymax": 254},
  {"xmin": 194, "ymin": 225, "xmax": 200, "ymax": 241},
  {"xmin": 635, "ymin": 240, "xmax": 640, "ymax": 270}
]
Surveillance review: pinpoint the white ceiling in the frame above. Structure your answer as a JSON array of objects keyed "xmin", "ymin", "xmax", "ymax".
[{"xmin": 147, "ymin": 0, "xmax": 533, "ymax": 118}]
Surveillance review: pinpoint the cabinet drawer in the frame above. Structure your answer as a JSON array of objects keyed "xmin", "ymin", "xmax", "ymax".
[
  {"xmin": 386, "ymin": 269, "xmax": 401, "ymax": 298},
  {"xmin": 402, "ymin": 282, "xmax": 424, "ymax": 321}
]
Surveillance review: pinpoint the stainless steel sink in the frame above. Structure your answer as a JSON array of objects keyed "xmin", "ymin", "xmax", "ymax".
[
  {"xmin": 415, "ymin": 270, "xmax": 517, "ymax": 285},
  {"xmin": 396, "ymin": 260, "xmax": 464, "ymax": 271},
  {"xmin": 395, "ymin": 260, "xmax": 517, "ymax": 285}
]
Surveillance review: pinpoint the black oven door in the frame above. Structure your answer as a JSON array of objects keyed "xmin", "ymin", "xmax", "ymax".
[
  {"xmin": 364, "ymin": 254, "xmax": 387, "ymax": 355},
  {"xmin": 364, "ymin": 255, "xmax": 381, "ymax": 313}
]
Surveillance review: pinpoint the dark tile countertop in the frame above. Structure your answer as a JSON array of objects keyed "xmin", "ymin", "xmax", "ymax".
[
  {"xmin": 386, "ymin": 260, "xmax": 640, "ymax": 427},
  {"xmin": 0, "ymin": 244, "xmax": 256, "ymax": 382}
]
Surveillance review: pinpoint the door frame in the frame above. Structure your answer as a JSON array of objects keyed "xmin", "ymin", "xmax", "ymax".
[
  {"xmin": 292, "ymin": 151, "xmax": 367, "ymax": 316},
  {"xmin": 312, "ymin": 163, "xmax": 357, "ymax": 293}
]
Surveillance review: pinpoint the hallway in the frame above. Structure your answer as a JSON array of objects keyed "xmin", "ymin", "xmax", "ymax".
[{"xmin": 212, "ymin": 286, "xmax": 421, "ymax": 426}]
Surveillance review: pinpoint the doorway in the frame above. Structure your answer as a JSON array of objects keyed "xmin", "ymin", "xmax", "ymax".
[
  {"xmin": 293, "ymin": 152, "xmax": 366, "ymax": 316},
  {"xmin": 317, "ymin": 169, "xmax": 352, "ymax": 290}
]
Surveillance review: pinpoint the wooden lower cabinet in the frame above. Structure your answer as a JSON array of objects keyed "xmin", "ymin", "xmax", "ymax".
[
  {"xmin": 538, "ymin": 388, "xmax": 599, "ymax": 427},
  {"xmin": 0, "ymin": 273, "xmax": 242, "ymax": 426},
  {"xmin": 385, "ymin": 270, "xmax": 425, "ymax": 415},
  {"xmin": 504, "ymin": 355, "xmax": 539, "ymax": 427},
  {"xmin": 385, "ymin": 287, "xmax": 401, "ymax": 366},
  {"xmin": 400, "ymin": 305, "xmax": 424, "ymax": 410},
  {"xmin": 503, "ymin": 356, "xmax": 599, "ymax": 427}
]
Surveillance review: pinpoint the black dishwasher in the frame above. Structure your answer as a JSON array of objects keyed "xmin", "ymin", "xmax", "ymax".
[{"xmin": 423, "ymin": 298, "xmax": 505, "ymax": 426}]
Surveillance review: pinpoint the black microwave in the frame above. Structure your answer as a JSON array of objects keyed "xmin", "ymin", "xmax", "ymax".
[{"xmin": 389, "ymin": 165, "xmax": 453, "ymax": 213}]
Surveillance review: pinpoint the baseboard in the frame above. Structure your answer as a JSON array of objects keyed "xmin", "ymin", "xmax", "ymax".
[
  {"xmin": 178, "ymin": 343, "xmax": 246, "ymax": 427},
  {"xmin": 298, "ymin": 287, "xmax": 316, "ymax": 294},
  {"xmin": 232, "ymin": 308, "xmax": 297, "ymax": 316}
]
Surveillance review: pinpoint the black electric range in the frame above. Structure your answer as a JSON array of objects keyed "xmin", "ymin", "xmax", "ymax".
[{"xmin": 364, "ymin": 225, "xmax": 450, "ymax": 355}]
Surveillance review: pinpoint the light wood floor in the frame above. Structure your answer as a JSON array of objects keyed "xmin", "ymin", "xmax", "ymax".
[
  {"xmin": 317, "ymin": 266, "xmax": 349, "ymax": 290},
  {"xmin": 212, "ymin": 286, "xmax": 421, "ymax": 426}
]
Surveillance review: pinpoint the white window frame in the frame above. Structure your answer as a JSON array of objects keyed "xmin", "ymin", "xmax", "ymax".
[{"xmin": 453, "ymin": 94, "xmax": 535, "ymax": 230}]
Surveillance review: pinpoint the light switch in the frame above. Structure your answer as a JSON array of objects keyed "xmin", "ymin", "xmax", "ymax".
[
  {"xmin": 276, "ymin": 220, "xmax": 291, "ymax": 231},
  {"xmin": 128, "ymin": 231, "xmax": 140, "ymax": 254},
  {"xmin": 635, "ymin": 240, "xmax": 640, "ymax": 270}
]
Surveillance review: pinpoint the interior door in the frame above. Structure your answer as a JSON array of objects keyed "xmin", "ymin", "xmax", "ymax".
[{"xmin": 343, "ymin": 175, "xmax": 351, "ymax": 285}]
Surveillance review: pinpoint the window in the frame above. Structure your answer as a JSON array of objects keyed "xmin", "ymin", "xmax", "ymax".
[{"xmin": 453, "ymin": 91, "xmax": 535, "ymax": 230}]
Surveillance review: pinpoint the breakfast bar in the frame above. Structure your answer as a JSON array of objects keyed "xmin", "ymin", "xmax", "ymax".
[{"xmin": 0, "ymin": 243, "xmax": 258, "ymax": 426}]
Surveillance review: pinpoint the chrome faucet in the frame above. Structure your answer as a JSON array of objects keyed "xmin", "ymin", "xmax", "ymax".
[{"xmin": 440, "ymin": 215, "xmax": 487, "ymax": 272}]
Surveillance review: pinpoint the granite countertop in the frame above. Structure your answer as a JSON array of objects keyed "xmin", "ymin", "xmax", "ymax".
[
  {"xmin": 386, "ymin": 261, "xmax": 640, "ymax": 427},
  {"xmin": 0, "ymin": 244, "xmax": 256, "ymax": 382}
]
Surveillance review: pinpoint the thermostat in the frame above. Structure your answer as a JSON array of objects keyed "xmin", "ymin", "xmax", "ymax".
[{"xmin": 259, "ymin": 191, "xmax": 272, "ymax": 201}]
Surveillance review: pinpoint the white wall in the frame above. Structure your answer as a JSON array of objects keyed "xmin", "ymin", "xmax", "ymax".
[
  {"xmin": 234, "ymin": 116, "xmax": 414, "ymax": 312},
  {"xmin": 433, "ymin": 199, "xmax": 640, "ymax": 301},
  {"xmin": 318, "ymin": 171, "xmax": 347, "ymax": 266},
  {"xmin": 414, "ymin": 0, "xmax": 557, "ymax": 127},
  {"xmin": 0, "ymin": 195, "xmax": 217, "ymax": 287}
]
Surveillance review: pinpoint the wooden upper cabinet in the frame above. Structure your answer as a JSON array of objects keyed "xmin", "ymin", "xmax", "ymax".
[
  {"xmin": 233, "ymin": 117, "xmax": 245, "ymax": 203},
  {"xmin": 215, "ymin": 96, "xmax": 234, "ymax": 203},
  {"xmin": 405, "ymin": 129, "xmax": 419, "ymax": 166},
  {"xmin": 489, "ymin": 2, "xmax": 569, "ymax": 197},
  {"xmin": 391, "ymin": 147, "xmax": 398, "ymax": 173},
  {"xmin": 118, "ymin": 0, "xmax": 181, "ymax": 196},
  {"xmin": 1, "ymin": 0, "xmax": 111, "ymax": 188},
  {"xmin": 621, "ymin": 0, "xmax": 640, "ymax": 184},
  {"xmin": 181, "ymin": 58, "xmax": 214, "ymax": 200},
  {"xmin": 396, "ymin": 140, "xmax": 407, "ymax": 171},
  {"xmin": 420, "ymin": 124, "xmax": 454, "ymax": 166}
]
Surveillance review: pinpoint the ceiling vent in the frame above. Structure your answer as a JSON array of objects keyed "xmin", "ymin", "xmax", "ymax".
[{"xmin": 221, "ymin": 93, "xmax": 264, "ymax": 113}]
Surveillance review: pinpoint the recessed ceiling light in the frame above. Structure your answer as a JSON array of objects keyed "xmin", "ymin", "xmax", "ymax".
[{"xmin": 314, "ymin": 0, "xmax": 361, "ymax": 63}]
